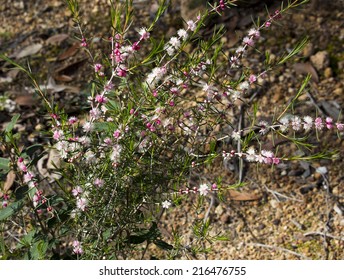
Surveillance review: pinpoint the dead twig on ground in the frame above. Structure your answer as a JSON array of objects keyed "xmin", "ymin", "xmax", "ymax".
[{"xmin": 247, "ymin": 242, "xmax": 309, "ymax": 259}]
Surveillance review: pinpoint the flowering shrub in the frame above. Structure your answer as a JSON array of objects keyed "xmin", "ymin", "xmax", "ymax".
[{"xmin": 0, "ymin": 0, "xmax": 342, "ymax": 259}]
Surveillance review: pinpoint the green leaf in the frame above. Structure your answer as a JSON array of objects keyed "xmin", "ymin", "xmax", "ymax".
[
  {"xmin": 0, "ymin": 199, "xmax": 25, "ymax": 221},
  {"xmin": 23, "ymin": 144, "xmax": 43, "ymax": 158},
  {"xmin": 17, "ymin": 229, "xmax": 36, "ymax": 249},
  {"xmin": 0, "ymin": 157, "xmax": 10, "ymax": 174},
  {"xmin": 94, "ymin": 122, "xmax": 112, "ymax": 132},
  {"xmin": 30, "ymin": 239, "xmax": 48, "ymax": 260},
  {"xmin": 5, "ymin": 114, "xmax": 20, "ymax": 133},
  {"xmin": 153, "ymin": 240, "xmax": 173, "ymax": 250}
]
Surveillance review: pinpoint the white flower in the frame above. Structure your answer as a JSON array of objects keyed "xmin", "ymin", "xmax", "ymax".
[
  {"xmin": 90, "ymin": 108, "xmax": 102, "ymax": 120},
  {"xmin": 258, "ymin": 120, "xmax": 269, "ymax": 135},
  {"xmin": 303, "ymin": 116, "xmax": 313, "ymax": 131},
  {"xmin": 76, "ymin": 197, "xmax": 87, "ymax": 211},
  {"xmin": 246, "ymin": 147, "xmax": 256, "ymax": 162},
  {"xmin": 248, "ymin": 28, "xmax": 260, "ymax": 38},
  {"xmin": 231, "ymin": 130, "xmax": 241, "ymax": 141},
  {"xmin": 79, "ymin": 136, "xmax": 91, "ymax": 146},
  {"xmin": 177, "ymin": 29, "xmax": 188, "ymax": 40},
  {"xmin": 236, "ymin": 46, "xmax": 245, "ymax": 54},
  {"xmin": 83, "ymin": 121, "xmax": 94, "ymax": 133},
  {"xmin": 239, "ymin": 81, "xmax": 249, "ymax": 91},
  {"xmin": 166, "ymin": 45, "xmax": 175, "ymax": 56},
  {"xmin": 229, "ymin": 89, "xmax": 240, "ymax": 101},
  {"xmin": 291, "ymin": 116, "xmax": 302, "ymax": 131},
  {"xmin": 279, "ymin": 116, "xmax": 290, "ymax": 132},
  {"xmin": 203, "ymin": 83, "xmax": 211, "ymax": 93},
  {"xmin": 4, "ymin": 99, "xmax": 16, "ymax": 112},
  {"xmin": 110, "ymin": 144, "xmax": 122, "ymax": 163},
  {"xmin": 169, "ymin": 37, "xmax": 180, "ymax": 49},
  {"xmin": 84, "ymin": 150, "xmax": 97, "ymax": 164},
  {"xmin": 162, "ymin": 200, "xmax": 172, "ymax": 209},
  {"xmin": 261, "ymin": 150, "xmax": 274, "ymax": 158},
  {"xmin": 199, "ymin": 184, "xmax": 209, "ymax": 196},
  {"xmin": 187, "ymin": 20, "xmax": 196, "ymax": 31}
]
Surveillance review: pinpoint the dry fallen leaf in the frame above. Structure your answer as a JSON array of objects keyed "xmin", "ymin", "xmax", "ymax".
[
  {"xmin": 16, "ymin": 43, "xmax": 43, "ymax": 59},
  {"xmin": 46, "ymin": 34, "xmax": 69, "ymax": 45},
  {"xmin": 293, "ymin": 63, "xmax": 319, "ymax": 83},
  {"xmin": 228, "ymin": 189, "xmax": 261, "ymax": 201},
  {"xmin": 4, "ymin": 170, "xmax": 16, "ymax": 192},
  {"xmin": 54, "ymin": 74, "xmax": 73, "ymax": 82},
  {"xmin": 15, "ymin": 93, "xmax": 36, "ymax": 107},
  {"xmin": 57, "ymin": 42, "xmax": 79, "ymax": 61},
  {"xmin": 37, "ymin": 149, "xmax": 62, "ymax": 183}
]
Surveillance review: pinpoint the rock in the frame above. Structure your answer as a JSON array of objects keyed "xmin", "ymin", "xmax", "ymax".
[
  {"xmin": 180, "ymin": 0, "xmax": 208, "ymax": 21},
  {"xmin": 215, "ymin": 205, "xmax": 225, "ymax": 216},
  {"xmin": 270, "ymin": 199, "xmax": 279, "ymax": 209},
  {"xmin": 302, "ymin": 42, "xmax": 314, "ymax": 58},
  {"xmin": 340, "ymin": 219, "xmax": 344, "ymax": 227},
  {"xmin": 220, "ymin": 214, "xmax": 231, "ymax": 224},
  {"xmin": 324, "ymin": 67, "xmax": 332, "ymax": 78},
  {"xmin": 333, "ymin": 87, "xmax": 343, "ymax": 96},
  {"xmin": 310, "ymin": 51, "xmax": 329, "ymax": 71}
]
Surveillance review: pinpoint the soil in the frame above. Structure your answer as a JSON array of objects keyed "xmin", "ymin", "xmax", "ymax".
[{"xmin": 0, "ymin": 0, "xmax": 343, "ymax": 259}]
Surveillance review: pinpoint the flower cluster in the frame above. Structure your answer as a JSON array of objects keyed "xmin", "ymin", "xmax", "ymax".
[
  {"xmin": 1, "ymin": 194, "xmax": 10, "ymax": 208},
  {"xmin": 72, "ymin": 240, "xmax": 83, "ymax": 255},
  {"xmin": 278, "ymin": 115, "xmax": 344, "ymax": 133},
  {"xmin": 17, "ymin": 157, "xmax": 37, "ymax": 188},
  {"xmin": 178, "ymin": 183, "xmax": 218, "ymax": 197},
  {"xmin": 222, "ymin": 148, "xmax": 280, "ymax": 165}
]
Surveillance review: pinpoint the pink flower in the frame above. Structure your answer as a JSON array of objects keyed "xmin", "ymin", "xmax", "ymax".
[
  {"xmin": 243, "ymin": 36, "xmax": 254, "ymax": 47},
  {"xmin": 249, "ymin": 74, "xmax": 257, "ymax": 84},
  {"xmin": 336, "ymin": 123, "xmax": 344, "ymax": 131},
  {"xmin": 17, "ymin": 162, "xmax": 27, "ymax": 172},
  {"xmin": 113, "ymin": 129, "xmax": 121, "ymax": 139},
  {"xmin": 95, "ymin": 95, "xmax": 108, "ymax": 104},
  {"xmin": 139, "ymin": 28, "xmax": 150, "ymax": 40},
  {"xmin": 132, "ymin": 41, "xmax": 140, "ymax": 51},
  {"xmin": 53, "ymin": 129, "xmax": 64, "ymax": 140},
  {"xmin": 104, "ymin": 82, "xmax": 114, "ymax": 91},
  {"xmin": 325, "ymin": 117, "xmax": 333, "ymax": 129},
  {"xmin": 117, "ymin": 66, "xmax": 128, "ymax": 77},
  {"xmin": 104, "ymin": 137, "xmax": 112, "ymax": 145},
  {"xmin": 72, "ymin": 186, "xmax": 83, "ymax": 197},
  {"xmin": 76, "ymin": 198, "xmax": 87, "ymax": 211},
  {"xmin": 94, "ymin": 63, "xmax": 102, "ymax": 73},
  {"xmin": 89, "ymin": 108, "xmax": 102, "ymax": 119},
  {"xmin": 314, "ymin": 117, "xmax": 324, "ymax": 130},
  {"xmin": 248, "ymin": 28, "xmax": 260, "ymax": 39},
  {"xmin": 72, "ymin": 240, "xmax": 83, "ymax": 255},
  {"xmin": 68, "ymin": 116, "xmax": 78, "ymax": 125},
  {"xmin": 24, "ymin": 172, "xmax": 34, "ymax": 183},
  {"xmin": 80, "ymin": 37, "xmax": 87, "ymax": 47},
  {"xmin": 94, "ymin": 178, "xmax": 104, "ymax": 188}
]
